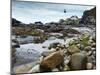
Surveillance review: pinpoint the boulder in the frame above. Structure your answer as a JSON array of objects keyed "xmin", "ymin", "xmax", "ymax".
[
  {"xmin": 84, "ymin": 46, "xmax": 91, "ymax": 51},
  {"xmin": 69, "ymin": 52, "xmax": 87, "ymax": 70},
  {"xmin": 40, "ymin": 51, "xmax": 64, "ymax": 72},
  {"xmin": 68, "ymin": 45, "xmax": 80, "ymax": 54}
]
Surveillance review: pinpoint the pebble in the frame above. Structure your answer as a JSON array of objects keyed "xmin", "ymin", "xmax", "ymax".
[
  {"xmin": 91, "ymin": 48, "xmax": 96, "ymax": 51},
  {"xmin": 52, "ymin": 68, "xmax": 59, "ymax": 72},
  {"xmin": 63, "ymin": 65, "xmax": 70, "ymax": 71},
  {"xmin": 87, "ymin": 51, "xmax": 92, "ymax": 56},
  {"xmin": 91, "ymin": 43, "xmax": 96, "ymax": 47},
  {"xmin": 84, "ymin": 46, "xmax": 91, "ymax": 51},
  {"xmin": 28, "ymin": 64, "xmax": 40, "ymax": 73},
  {"xmin": 87, "ymin": 63, "xmax": 93, "ymax": 70}
]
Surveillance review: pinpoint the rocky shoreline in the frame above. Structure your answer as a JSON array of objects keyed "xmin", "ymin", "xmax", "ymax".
[
  {"xmin": 11, "ymin": 7, "xmax": 96, "ymax": 74},
  {"xmin": 12, "ymin": 33, "xmax": 96, "ymax": 73}
]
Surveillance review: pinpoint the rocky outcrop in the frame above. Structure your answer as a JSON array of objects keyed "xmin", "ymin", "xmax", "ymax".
[
  {"xmin": 80, "ymin": 7, "xmax": 96, "ymax": 25},
  {"xmin": 34, "ymin": 21, "xmax": 43, "ymax": 26},
  {"xmin": 58, "ymin": 16, "xmax": 80, "ymax": 25},
  {"xmin": 12, "ymin": 18, "xmax": 23, "ymax": 27}
]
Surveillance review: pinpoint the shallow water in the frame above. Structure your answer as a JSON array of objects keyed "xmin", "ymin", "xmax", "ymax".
[{"xmin": 15, "ymin": 26, "xmax": 94, "ymax": 66}]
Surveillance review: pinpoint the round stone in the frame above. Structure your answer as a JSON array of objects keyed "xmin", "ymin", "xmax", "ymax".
[
  {"xmin": 84, "ymin": 46, "xmax": 91, "ymax": 51},
  {"xmin": 87, "ymin": 63, "xmax": 93, "ymax": 70},
  {"xmin": 52, "ymin": 68, "xmax": 59, "ymax": 72}
]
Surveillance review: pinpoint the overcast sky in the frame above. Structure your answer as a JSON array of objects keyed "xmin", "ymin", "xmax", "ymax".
[{"xmin": 12, "ymin": 0, "xmax": 95, "ymax": 24}]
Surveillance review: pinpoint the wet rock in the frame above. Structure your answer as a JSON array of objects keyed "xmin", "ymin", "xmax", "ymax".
[
  {"xmin": 64, "ymin": 59, "xmax": 70, "ymax": 65},
  {"xmin": 42, "ymin": 46, "xmax": 47, "ymax": 48},
  {"xmin": 52, "ymin": 68, "xmax": 59, "ymax": 72},
  {"xmin": 28, "ymin": 64, "xmax": 40, "ymax": 73},
  {"xmin": 63, "ymin": 49, "xmax": 68, "ymax": 55},
  {"xmin": 38, "ymin": 56, "xmax": 44, "ymax": 64},
  {"xmin": 40, "ymin": 51, "xmax": 64, "ymax": 72},
  {"xmin": 41, "ymin": 49, "xmax": 56, "ymax": 57},
  {"xmin": 69, "ymin": 52, "xmax": 87, "ymax": 70},
  {"xmin": 92, "ymin": 51, "xmax": 96, "ymax": 57},
  {"xmin": 92, "ymin": 34, "xmax": 96, "ymax": 42},
  {"xmin": 87, "ymin": 51, "xmax": 92, "ymax": 56},
  {"xmin": 77, "ymin": 44, "xmax": 84, "ymax": 50},
  {"xmin": 12, "ymin": 39, "xmax": 20, "ymax": 48},
  {"xmin": 63, "ymin": 65, "xmax": 70, "ymax": 71},
  {"xmin": 48, "ymin": 42, "xmax": 60, "ymax": 49},
  {"xmin": 84, "ymin": 46, "xmax": 91, "ymax": 51},
  {"xmin": 76, "ymin": 44, "xmax": 81, "ymax": 48},
  {"xmin": 68, "ymin": 45, "xmax": 80, "ymax": 54},
  {"xmin": 87, "ymin": 56, "xmax": 93, "ymax": 63},
  {"xmin": 91, "ymin": 48, "xmax": 96, "ymax": 51},
  {"xmin": 64, "ymin": 56, "xmax": 71, "ymax": 65},
  {"xmin": 81, "ymin": 51, "xmax": 87, "ymax": 55},
  {"xmin": 86, "ymin": 63, "xmax": 93, "ymax": 70},
  {"xmin": 88, "ymin": 39, "xmax": 94, "ymax": 44},
  {"xmin": 57, "ymin": 44, "xmax": 65, "ymax": 49},
  {"xmin": 91, "ymin": 43, "xmax": 96, "ymax": 48}
]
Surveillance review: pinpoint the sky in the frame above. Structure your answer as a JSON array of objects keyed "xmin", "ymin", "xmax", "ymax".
[{"xmin": 12, "ymin": 0, "xmax": 95, "ymax": 24}]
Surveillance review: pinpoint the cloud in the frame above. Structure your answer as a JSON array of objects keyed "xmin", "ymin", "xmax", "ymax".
[{"xmin": 12, "ymin": 0, "xmax": 95, "ymax": 23}]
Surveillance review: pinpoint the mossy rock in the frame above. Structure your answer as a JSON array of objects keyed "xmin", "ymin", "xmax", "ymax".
[
  {"xmin": 68, "ymin": 45, "xmax": 80, "ymax": 54},
  {"xmin": 68, "ymin": 40, "xmax": 76, "ymax": 46},
  {"xmin": 80, "ymin": 34, "xmax": 90, "ymax": 47},
  {"xmin": 31, "ymin": 29, "xmax": 43, "ymax": 36},
  {"xmin": 65, "ymin": 29, "xmax": 80, "ymax": 34}
]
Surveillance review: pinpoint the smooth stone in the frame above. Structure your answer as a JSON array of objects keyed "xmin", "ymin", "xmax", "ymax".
[
  {"xmin": 40, "ymin": 51, "xmax": 64, "ymax": 72},
  {"xmin": 64, "ymin": 59, "xmax": 70, "ymax": 65},
  {"xmin": 77, "ymin": 44, "xmax": 84, "ymax": 50},
  {"xmin": 87, "ymin": 56, "xmax": 93, "ymax": 63},
  {"xmin": 63, "ymin": 65, "xmax": 70, "ymax": 71},
  {"xmin": 91, "ymin": 43, "xmax": 96, "ymax": 47},
  {"xmin": 68, "ymin": 45, "xmax": 80, "ymax": 54},
  {"xmin": 84, "ymin": 46, "xmax": 91, "ymax": 51},
  {"xmin": 91, "ymin": 48, "xmax": 96, "ymax": 51},
  {"xmin": 76, "ymin": 44, "xmax": 81, "ymax": 49},
  {"xmin": 69, "ymin": 52, "xmax": 87, "ymax": 70},
  {"xmin": 87, "ymin": 51, "xmax": 92, "ymax": 56},
  {"xmin": 88, "ymin": 39, "xmax": 94, "ymax": 44},
  {"xmin": 57, "ymin": 44, "xmax": 65, "ymax": 48},
  {"xmin": 81, "ymin": 51, "xmax": 87, "ymax": 55},
  {"xmin": 64, "ymin": 56, "xmax": 71, "ymax": 65},
  {"xmin": 38, "ymin": 56, "xmax": 44, "ymax": 64},
  {"xmin": 92, "ymin": 51, "xmax": 96, "ymax": 56},
  {"xmin": 87, "ymin": 63, "xmax": 93, "ymax": 70},
  {"xmin": 52, "ymin": 68, "xmax": 59, "ymax": 72},
  {"xmin": 28, "ymin": 64, "xmax": 40, "ymax": 73}
]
